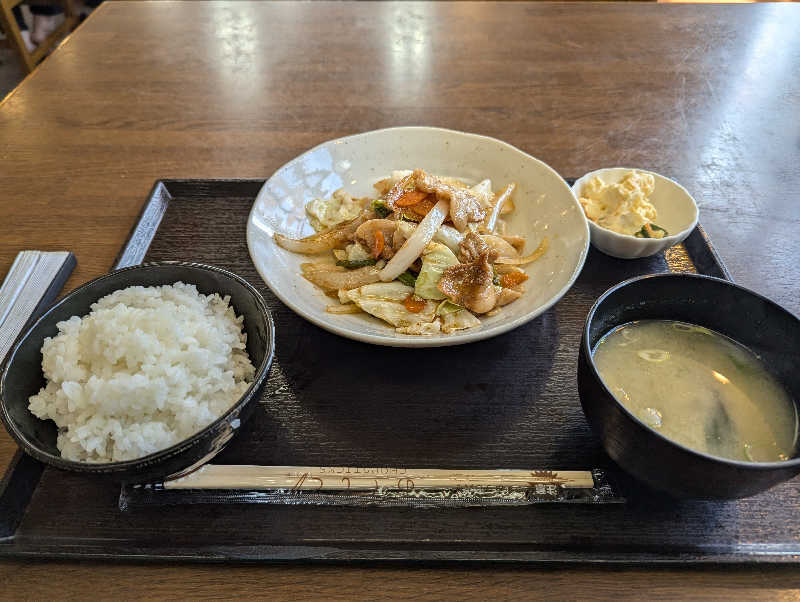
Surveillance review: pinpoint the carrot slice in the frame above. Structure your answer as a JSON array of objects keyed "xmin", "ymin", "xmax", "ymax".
[
  {"xmin": 500, "ymin": 271, "xmax": 529, "ymax": 289},
  {"xmin": 385, "ymin": 175, "xmax": 415, "ymax": 207},
  {"xmin": 372, "ymin": 230, "xmax": 385, "ymax": 259},
  {"xmin": 409, "ymin": 196, "xmax": 437, "ymax": 217},
  {"xmin": 403, "ymin": 294, "xmax": 427, "ymax": 313},
  {"xmin": 395, "ymin": 189, "xmax": 430, "ymax": 208}
]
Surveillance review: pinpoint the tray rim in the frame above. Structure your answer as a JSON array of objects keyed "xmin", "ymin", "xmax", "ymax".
[
  {"xmin": 3, "ymin": 540, "xmax": 800, "ymax": 565},
  {"xmin": 6, "ymin": 177, "xmax": 791, "ymax": 566}
]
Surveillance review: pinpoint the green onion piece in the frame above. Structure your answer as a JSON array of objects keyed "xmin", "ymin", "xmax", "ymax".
[
  {"xmin": 336, "ymin": 258, "xmax": 377, "ymax": 269},
  {"xmin": 397, "ymin": 271, "xmax": 417, "ymax": 287},
  {"xmin": 372, "ymin": 199, "xmax": 391, "ymax": 218},
  {"xmin": 634, "ymin": 223, "xmax": 669, "ymax": 238}
]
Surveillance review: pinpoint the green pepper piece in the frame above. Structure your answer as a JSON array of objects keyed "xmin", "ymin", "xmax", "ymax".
[
  {"xmin": 634, "ymin": 223, "xmax": 669, "ymax": 238},
  {"xmin": 336, "ymin": 258, "xmax": 377, "ymax": 269},
  {"xmin": 397, "ymin": 271, "xmax": 417, "ymax": 287},
  {"xmin": 372, "ymin": 199, "xmax": 392, "ymax": 218}
]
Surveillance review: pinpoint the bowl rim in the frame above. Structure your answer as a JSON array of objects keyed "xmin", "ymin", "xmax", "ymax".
[
  {"xmin": 582, "ymin": 272, "xmax": 800, "ymax": 471},
  {"xmin": 0, "ymin": 261, "xmax": 276, "ymax": 473},
  {"xmin": 246, "ymin": 125, "xmax": 591, "ymax": 348},
  {"xmin": 571, "ymin": 167, "xmax": 700, "ymax": 244}
]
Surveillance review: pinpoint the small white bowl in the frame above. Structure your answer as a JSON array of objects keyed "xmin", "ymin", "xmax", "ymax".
[{"xmin": 571, "ymin": 167, "xmax": 699, "ymax": 259}]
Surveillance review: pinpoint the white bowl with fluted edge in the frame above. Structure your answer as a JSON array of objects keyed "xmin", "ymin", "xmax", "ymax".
[
  {"xmin": 247, "ymin": 126, "xmax": 590, "ymax": 347},
  {"xmin": 571, "ymin": 167, "xmax": 699, "ymax": 259}
]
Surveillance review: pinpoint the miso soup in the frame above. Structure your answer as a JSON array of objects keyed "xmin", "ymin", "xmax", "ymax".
[{"xmin": 592, "ymin": 320, "xmax": 798, "ymax": 462}]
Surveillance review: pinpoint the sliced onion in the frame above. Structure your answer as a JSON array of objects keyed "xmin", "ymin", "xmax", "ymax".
[
  {"xmin": 303, "ymin": 265, "xmax": 382, "ymax": 292},
  {"xmin": 485, "ymin": 182, "xmax": 516, "ymax": 232},
  {"xmin": 380, "ymin": 199, "xmax": 449, "ymax": 282},
  {"xmin": 480, "ymin": 235, "xmax": 518, "ymax": 258},
  {"xmin": 501, "ymin": 234, "xmax": 526, "ymax": 253},
  {"xmin": 470, "ymin": 179, "xmax": 494, "ymax": 208},
  {"xmin": 433, "ymin": 224, "xmax": 464, "ymax": 254},
  {"xmin": 274, "ymin": 210, "xmax": 371, "ymax": 254},
  {"xmin": 494, "ymin": 237, "xmax": 548, "ymax": 265},
  {"xmin": 325, "ymin": 304, "xmax": 364, "ymax": 314},
  {"xmin": 300, "ymin": 262, "xmax": 344, "ymax": 275},
  {"xmin": 493, "ymin": 264, "xmax": 526, "ymax": 275},
  {"xmin": 275, "ymin": 231, "xmax": 348, "ymax": 255}
]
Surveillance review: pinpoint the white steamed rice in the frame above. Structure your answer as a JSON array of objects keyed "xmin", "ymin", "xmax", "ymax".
[{"xmin": 28, "ymin": 282, "xmax": 256, "ymax": 463}]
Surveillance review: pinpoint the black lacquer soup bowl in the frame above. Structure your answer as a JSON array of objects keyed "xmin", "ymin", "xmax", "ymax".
[{"xmin": 578, "ymin": 273, "xmax": 800, "ymax": 499}]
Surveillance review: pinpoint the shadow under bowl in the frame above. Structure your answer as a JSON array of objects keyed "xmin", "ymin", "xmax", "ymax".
[
  {"xmin": 578, "ymin": 273, "xmax": 800, "ymax": 499},
  {"xmin": 0, "ymin": 262, "xmax": 275, "ymax": 484}
]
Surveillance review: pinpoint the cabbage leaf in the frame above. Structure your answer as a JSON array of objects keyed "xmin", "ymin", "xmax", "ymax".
[{"xmin": 414, "ymin": 242, "xmax": 459, "ymax": 300}]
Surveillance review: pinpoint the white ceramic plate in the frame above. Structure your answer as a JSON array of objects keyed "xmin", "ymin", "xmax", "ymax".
[{"xmin": 247, "ymin": 127, "xmax": 590, "ymax": 347}]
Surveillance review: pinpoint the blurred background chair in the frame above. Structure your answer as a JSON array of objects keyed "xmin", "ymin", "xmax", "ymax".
[{"xmin": 0, "ymin": 0, "xmax": 77, "ymax": 73}]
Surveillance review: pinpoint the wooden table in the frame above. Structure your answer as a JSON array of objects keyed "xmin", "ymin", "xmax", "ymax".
[{"xmin": 1, "ymin": 1, "xmax": 799, "ymax": 597}]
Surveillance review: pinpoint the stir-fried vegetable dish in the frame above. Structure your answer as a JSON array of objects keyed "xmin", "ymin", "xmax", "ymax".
[{"xmin": 275, "ymin": 169, "xmax": 548, "ymax": 335}]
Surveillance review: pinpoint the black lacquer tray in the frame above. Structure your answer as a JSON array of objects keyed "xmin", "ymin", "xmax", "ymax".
[{"xmin": 1, "ymin": 179, "xmax": 798, "ymax": 564}]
